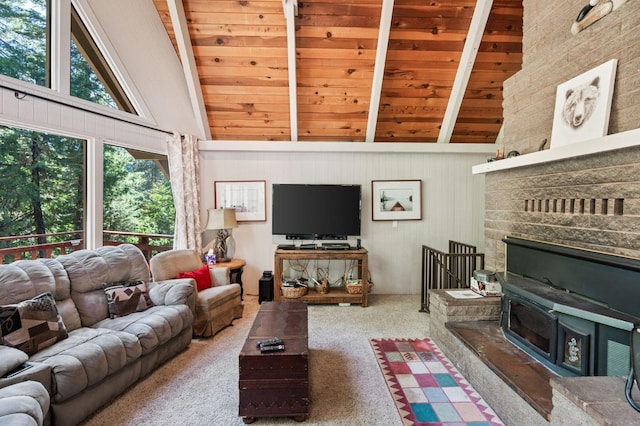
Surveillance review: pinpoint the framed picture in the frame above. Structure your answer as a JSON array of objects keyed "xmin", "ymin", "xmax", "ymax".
[
  {"xmin": 214, "ymin": 180, "xmax": 266, "ymax": 222},
  {"xmin": 372, "ymin": 180, "xmax": 422, "ymax": 221},
  {"xmin": 558, "ymin": 323, "xmax": 590, "ymax": 376},
  {"xmin": 550, "ymin": 59, "xmax": 617, "ymax": 148}
]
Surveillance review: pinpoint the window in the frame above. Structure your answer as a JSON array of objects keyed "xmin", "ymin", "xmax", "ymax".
[
  {"xmin": 0, "ymin": 125, "xmax": 85, "ymax": 262},
  {"xmin": 0, "ymin": 0, "xmax": 135, "ymax": 113},
  {"xmin": 103, "ymin": 145, "xmax": 175, "ymax": 245},
  {"xmin": 0, "ymin": 2, "xmax": 170, "ymax": 261},
  {"xmin": 0, "ymin": 125, "xmax": 175, "ymax": 263},
  {"xmin": 70, "ymin": 5, "xmax": 135, "ymax": 112},
  {"xmin": 0, "ymin": 0, "xmax": 48, "ymax": 86}
]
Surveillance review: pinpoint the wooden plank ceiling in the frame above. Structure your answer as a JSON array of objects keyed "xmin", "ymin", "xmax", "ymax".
[{"xmin": 152, "ymin": 0, "xmax": 522, "ymax": 143}]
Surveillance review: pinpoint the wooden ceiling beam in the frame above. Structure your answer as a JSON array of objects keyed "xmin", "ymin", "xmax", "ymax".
[
  {"xmin": 366, "ymin": 0, "xmax": 394, "ymax": 143},
  {"xmin": 283, "ymin": 0, "xmax": 298, "ymax": 141},
  {"xmin": 166, "ymin": 0, "xmax": 211, "ymax": 139},
  {"xmin": 437, "ymin": 0, "xmax": 493, "ymax": 144}
]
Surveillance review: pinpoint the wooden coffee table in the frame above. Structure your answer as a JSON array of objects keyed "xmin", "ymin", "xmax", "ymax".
[{"xmin": 238, "ymin": 301, "xmax": 309, "ymax": 423}]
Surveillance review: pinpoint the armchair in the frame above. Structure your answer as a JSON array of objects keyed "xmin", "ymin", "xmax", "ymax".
[{"xmin": 150, "ymin": 249, "xmax": 244, "ymax": 337}]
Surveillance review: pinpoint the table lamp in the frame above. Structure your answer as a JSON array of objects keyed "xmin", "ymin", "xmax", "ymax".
[{"xmin": 205, "ymin": 208, "xmax": 238, "ymax": 262}]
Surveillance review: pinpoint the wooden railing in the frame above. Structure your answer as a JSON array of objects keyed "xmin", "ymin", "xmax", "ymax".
[
  {"xmin": 0, "ymin": 232, "xmax": 84, "ymax": 263},
  {"xmin": 420, "ymin": 240, "xmax": 485, "ymax": 313},
  {"xmin": 102, "ymin": 231, "xmax": 173, "ymax": 261},
  {"xmin": 0, "ymin": 231, "xmax": 173, "ymax": 264}
]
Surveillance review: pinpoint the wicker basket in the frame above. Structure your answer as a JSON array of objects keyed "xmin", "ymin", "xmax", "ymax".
[
  {"xmin": 281, "ymin": 285, "xmax": 308, "ymax": 298},
  {"xmin": 314, "ymin": 277, "xmax": 330, "ymax": 294},
  {"xmin": 314, "ymin": 267, "xmax": 330, "ymax": 294},
  {"xmin": 345, "ymin": 279, "xmax": 374, "ymax": 294},
  {"xmin": 281, "ymin": 262, "xmax": 309, "ymax": 298},
  {"xmin": 343, "ymin": 264, "xmax": 373, "ymax": 294}
]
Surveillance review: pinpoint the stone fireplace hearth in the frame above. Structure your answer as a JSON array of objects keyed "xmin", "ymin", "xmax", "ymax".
[{"xmin": 428, "ymin": 289, "xmax": 640, "ymax": 425}]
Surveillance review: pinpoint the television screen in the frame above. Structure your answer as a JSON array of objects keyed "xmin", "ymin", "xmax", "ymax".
[{"xmin": 272, "ymin": 184, "xmax": 361, "ymax": 240}]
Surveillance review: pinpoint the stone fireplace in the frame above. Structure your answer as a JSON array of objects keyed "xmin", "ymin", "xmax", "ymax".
[
  {"xmin": 478, "ymin": 0, "xmax": 640, "ymax": 385},
  {"xmin": 482, "ymin": 0, "xmax": 640, "ymax": 280},
  {"xmin": 433, "ymin": 1, "xmax": 640, "ymax": 423}
]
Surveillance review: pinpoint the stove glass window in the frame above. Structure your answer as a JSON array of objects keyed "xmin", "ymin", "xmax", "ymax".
[{"xmin": 508, "ymin": 299, "xmax": 556, "ymax": 357}]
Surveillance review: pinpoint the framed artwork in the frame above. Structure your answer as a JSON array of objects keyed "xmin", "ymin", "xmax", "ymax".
[
  {"xmin": 558, "ymin": 323, "xmax": 590, "ymax": 376},
  {"xmin": 550, "ymin": 59, "xmax": 617, "ymax": 148},
  {"xmin": 214, "ymin": 180, "xmax": 266, "ymax": 222},
  {"xmin": 372, "ymin": 180, "xmax": 422, "ymax": 221}
]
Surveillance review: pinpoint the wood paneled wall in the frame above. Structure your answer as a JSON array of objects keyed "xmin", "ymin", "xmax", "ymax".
[{"xmin": 153, "ymin": 0, "xmax": 522, "ymax": 143}]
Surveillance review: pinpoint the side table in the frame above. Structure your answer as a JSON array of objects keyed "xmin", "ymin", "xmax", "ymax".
[{"xmin": 211, "ymin": 258, "xmax": 246, "ymax": 300}]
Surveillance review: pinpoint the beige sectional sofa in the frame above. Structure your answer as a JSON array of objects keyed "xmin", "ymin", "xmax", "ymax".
[{"xmin": 0, "ymin": 244, "xmax": 196, "ymax": 426}]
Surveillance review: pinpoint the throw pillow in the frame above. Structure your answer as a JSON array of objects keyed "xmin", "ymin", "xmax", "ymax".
[
  {"xmin": 0, "ymin": 292, "xmax": 69, "ymax": 356},
  {"xmin": 104, "ymin": 281, "xmax": 153, "ymax": 319},
  {"xmin": 176, "ymin": 265, "xmax": 212, "ymax": 292}
]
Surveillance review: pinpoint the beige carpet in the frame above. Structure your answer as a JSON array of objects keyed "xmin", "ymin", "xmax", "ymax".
[{"xmin": 82, "ymin": 294, "xmax": 429, "ymax": 425}]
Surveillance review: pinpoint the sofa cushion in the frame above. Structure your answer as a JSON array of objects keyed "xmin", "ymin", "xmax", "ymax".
[
  {"xmin": 0, "ymin": 346, "xmax": 29, "ymax": 377},
  {"xmin": 104, "ymin": 281, "xmax": 152, "ymax": 318},
  {"xmin": 177, "ymin": 265, "xmax": 211, "ymax": 292},
  {"xmin": 0, "ymin": 260, "xmax": 82, "ymax": 333},
  {"xmin": 0, "ymin": 292, "xmax": 68, "ymax": 356},
  {"xmin": 196, "ymin": 284, "xmax": 242, "ymax": 315},
  {"xmin": 29, "ymin": 327, "xmax": 142, "ymax": 403},
  {"xmin": 92, "ymin": 304, "xmax": 193, "ymax": 355},
  {"xmin": 58, "ymin": 244, "xmax": 151, "ymax": 327}
]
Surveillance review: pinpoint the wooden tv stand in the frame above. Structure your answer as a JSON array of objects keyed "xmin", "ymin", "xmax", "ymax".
[{"xmin": 274, "ymin": 248, "xmax": 369, "ymax": 307}]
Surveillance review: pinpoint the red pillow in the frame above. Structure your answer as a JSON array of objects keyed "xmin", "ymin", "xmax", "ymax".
[{"xmin": 177, "ymin": 265, "xmax": 211, "ymax": 292}]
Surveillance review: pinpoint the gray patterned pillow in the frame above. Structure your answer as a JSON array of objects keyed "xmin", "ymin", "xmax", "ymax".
[
  {"xmin": 104, "ymin": 281, "xmax": 152, "ymax": 318},
  {"xmin": 0, "ymin": 292, "xmax": 68, "ymax": 356}
]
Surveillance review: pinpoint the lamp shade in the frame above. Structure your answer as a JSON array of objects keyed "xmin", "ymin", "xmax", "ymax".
[{"xmin": 206, "ymin": 208, "xmax": 238, "ymax": 230}]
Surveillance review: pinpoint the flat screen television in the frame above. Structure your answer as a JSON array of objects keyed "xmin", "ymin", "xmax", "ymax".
[{"xmin": 272, "ymin": 184, "xmax": 361, "ymax": 240}]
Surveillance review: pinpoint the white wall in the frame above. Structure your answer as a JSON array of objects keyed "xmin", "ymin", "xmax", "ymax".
[{"xmin": 200, "ymin": 149, "xmax": 488, "ymax": 296}]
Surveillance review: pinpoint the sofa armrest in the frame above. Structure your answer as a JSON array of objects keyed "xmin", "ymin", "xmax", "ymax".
[
  {"xmin": 148, "ymin": 279, "xmax": 196, "ymax": 317},
  {"xmin": 0, "ymin": 380, "xmax": 50, "ymax": 426},
  {"xmin": 0, "ymin": 346, "xmax": 28, "ymax": 378},
  {"xmin": 0, "ymin": 361, "xmax": 51, "ymax": 396}
]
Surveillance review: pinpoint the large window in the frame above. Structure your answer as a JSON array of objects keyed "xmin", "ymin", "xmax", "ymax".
[
  {"xmin": 0, "ymin": 125, "xmax": 175, "ymax": 263},
  {"xmin": 0, "ymin": 2, "xmax": 172, "ymax": 261},
  {"xmin": 0, "ymin": 125, "xmax": 85, "ymax": 261}
]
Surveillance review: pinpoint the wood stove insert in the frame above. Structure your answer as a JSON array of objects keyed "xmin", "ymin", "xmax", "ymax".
[{"xmin": 499, "ymin": 236, "xmax": 640, "ymax": 377}]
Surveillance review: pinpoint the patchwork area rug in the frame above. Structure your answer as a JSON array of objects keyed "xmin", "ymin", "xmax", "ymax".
[{"xmin": 370, "ymin": 338, "xmax": 504, "ymax": 426}]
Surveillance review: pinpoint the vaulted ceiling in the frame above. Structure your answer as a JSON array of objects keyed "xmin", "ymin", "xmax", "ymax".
[{"xmin": 152, "ymin": 0, "xmax": 522, "ymax": 143}]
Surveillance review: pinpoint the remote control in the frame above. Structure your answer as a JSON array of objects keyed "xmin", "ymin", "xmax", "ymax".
[
  {"xmin": 260, "ymin": 344, "xmax": 285, "ymax": 353},
  {"xmin": 256, "ymin": 337, "xmax": 283, "ymax": 348}
]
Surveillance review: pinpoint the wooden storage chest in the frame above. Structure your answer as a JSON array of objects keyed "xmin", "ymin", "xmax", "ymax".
[{"xmin": 238, "ymin": 301, "xmax": 309, "ymax": 423}]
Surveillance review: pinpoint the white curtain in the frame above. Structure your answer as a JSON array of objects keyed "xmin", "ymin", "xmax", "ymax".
[{"xmin": 167, "ymin": 132, "xmax": 202, "ymax": 252}]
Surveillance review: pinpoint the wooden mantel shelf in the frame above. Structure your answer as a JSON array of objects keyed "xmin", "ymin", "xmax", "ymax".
[{"xmin": 472, "ymin": 127, "xmax": 640, "ymax": 175}]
